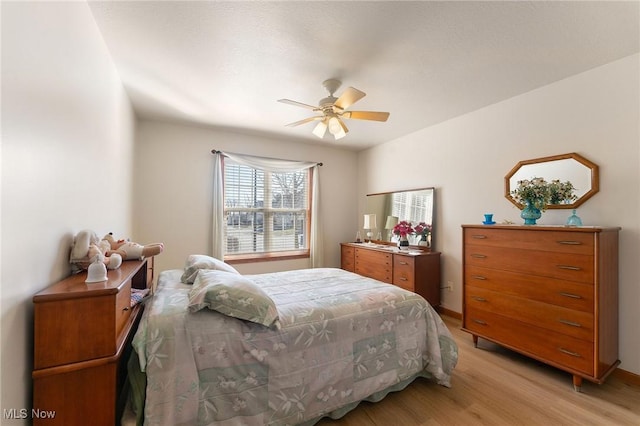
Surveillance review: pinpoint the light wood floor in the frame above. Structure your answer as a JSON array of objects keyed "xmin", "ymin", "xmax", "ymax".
[{"xmin": 317, "ymin": 316, "xmax": 640, "ymax": 426}]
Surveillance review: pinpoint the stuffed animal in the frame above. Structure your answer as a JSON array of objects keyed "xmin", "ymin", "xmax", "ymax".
[
  {"xmin": 70, "ymin": 229, "xmax": 122, "ymax": 273},
  {"xmin": 103, "ymin": 232, "xmax": 164, "ymax": 261}
]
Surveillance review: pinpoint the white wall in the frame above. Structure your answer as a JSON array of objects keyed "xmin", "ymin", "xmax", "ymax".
[
  {"xmin": 133, "ymin": 121, "xmax": 358, "ymax": 275},
  {"xmin": 358, "ymin": 54, "xmax": 640, "ymax": 375},
  {"xmin": 1, "ymin": 2, "xmax": 136, "ymax": 415}
]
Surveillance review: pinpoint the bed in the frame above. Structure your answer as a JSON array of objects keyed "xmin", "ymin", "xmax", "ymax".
[{"xmin": 128, "ymin": 260, "xmax": 458, "ymax": 425}]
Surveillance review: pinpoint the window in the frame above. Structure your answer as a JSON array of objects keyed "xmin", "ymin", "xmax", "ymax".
[{"xmin": 223, "ymin": 159, "xmax": 312, "ymax": 260}]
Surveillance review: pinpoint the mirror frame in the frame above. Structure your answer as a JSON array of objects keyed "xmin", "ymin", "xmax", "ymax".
[
  {"xmin": 504, "ymin": 152, "xmax": 599, "ymax": 209},
  {"xmin": 365, "ymin": 187, "xmax": 435, "ymax": 248}
]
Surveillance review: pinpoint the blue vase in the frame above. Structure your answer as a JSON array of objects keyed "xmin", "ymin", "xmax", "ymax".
[
  {"xmin": 566, "ymin": 209, "xmax": 583, "ymax": 226},
  {"xmin": 521, "ymin": 200, "xmax": 542, "ymax": 225}
]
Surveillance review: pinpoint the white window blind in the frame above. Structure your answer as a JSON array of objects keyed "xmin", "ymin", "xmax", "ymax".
[
  {"xmin": 391, "ymin": 191, "xmax": 432, "ymax": 224},
  {"xmin": 224, "ymin": 161, "xmax": 310, "ymax": 256}
]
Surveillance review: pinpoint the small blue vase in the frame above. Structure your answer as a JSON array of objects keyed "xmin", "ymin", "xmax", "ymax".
[
  {"xmin": 566, "ymin": 209, "xmax": 583, "ymax": 226},
  {"xmin": 521, "ymin": 200, "xmax": 542, "ymax": 225}
]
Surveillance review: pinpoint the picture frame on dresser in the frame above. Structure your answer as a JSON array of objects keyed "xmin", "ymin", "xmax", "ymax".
[{"xmin": 461, "ymin": 224, "xmax": 620, "ymax": 391}]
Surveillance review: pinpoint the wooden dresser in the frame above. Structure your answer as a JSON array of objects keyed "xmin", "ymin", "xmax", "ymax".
[
  {"xmin": 32, "ymin": 258, "xmax": 153, "ymax": 425},
  {"xmin": 461, "ymin": 225, "xmax": 620, "ymax": 391},
  {"xmin": 340, "ymin": 242, "xmax": 441, "ymax": 307}
]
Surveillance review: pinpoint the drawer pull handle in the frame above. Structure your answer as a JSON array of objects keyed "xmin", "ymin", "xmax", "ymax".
[
  {"xmin": 472, "ymin": 275, "xmax": 487, "ymax": 280},
  {"xmin": 471, "ymin": 254, "xmax": 487, "ymax": 259},
  {"xmin": 472, "ymin": 235, "xmax": 487, "ymax": 239},
  {"xmin": 558, "ymin": 319, "xmax": 582, "ymax": 327},
  {"xmin": 557, "ymin": 240, "xmax": 582, "ymax": 245},
  {"xmin": 123, "ymin": 307, "xmax": 129, "ymax": 312},
  {"xmin": 399, "ymin": 261, "xmax": 408, "ymax": 265},
  {"xmin": 559, "ymin": 292, "xmax": 582, "ymax": 299},
  {"xmin": 472, "ymin": 319, "xmax": 487, "ymax": 325},
  {"xmin": 399, "ymin": 277, "xmax": 408, "ymax": 281},
  {"xmin": 471, "ymin": 296, "xmax": 487, "ymax": 302},
  {"xmin": 558, "ymin": 265, "xmax": 581, "ymax": 271},
  {"xmin": 558, "ymin": 347, "xmax": 581, "ymax": 357}
]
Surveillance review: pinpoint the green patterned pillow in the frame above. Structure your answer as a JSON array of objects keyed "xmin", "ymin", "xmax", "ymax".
[
  {"xmin": 188, "ymin": 269, "xmax": 280, "ymax": 328},
  {"xmin": 181, "ymin": 254, "xmax": 239, "ymax": 284}
]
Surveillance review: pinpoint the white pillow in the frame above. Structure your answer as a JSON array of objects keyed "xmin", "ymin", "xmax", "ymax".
[
  {"xmin": 188, "ymin": 270, "xmax": 280, "ymax": 328},
  {"xmin": 180, "ymin": 254, "xmax": 239, "ymax": 284}
]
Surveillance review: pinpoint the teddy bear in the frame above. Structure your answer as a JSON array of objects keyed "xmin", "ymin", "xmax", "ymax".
[
  {"xmin": 103, "ymin": 232, "xmax": 164, "ymax": 261},
  {"xmin": 69, "ymin": 229, "xmax": 122, "ymax": 273}
]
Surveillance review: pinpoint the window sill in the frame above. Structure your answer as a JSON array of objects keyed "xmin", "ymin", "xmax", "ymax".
[{"xmin": 225, "ymin": 250, "xmax": 310, "ymax": 264}]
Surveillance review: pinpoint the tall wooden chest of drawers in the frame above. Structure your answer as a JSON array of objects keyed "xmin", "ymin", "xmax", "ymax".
[
  {"xmin": 461, "ymin": 225, "xmax": 620, "ymax": 390},
  {"xmin": 32, "ymin": 258, "xmax": 153, "ymax": 425},
  {"xmin": 341, "ymin": 243, "xmax": 441, "ymax": 307}
]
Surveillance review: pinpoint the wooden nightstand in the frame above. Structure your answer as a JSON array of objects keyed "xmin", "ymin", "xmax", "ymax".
[{"xmin": 32, "ymin": 258, "xmax": 153, "ymax": 425}]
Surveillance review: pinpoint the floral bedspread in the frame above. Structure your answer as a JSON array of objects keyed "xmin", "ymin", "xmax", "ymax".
[{"xmin": 132, "ymin": 268, "xmax": 458, "ymax": 425}]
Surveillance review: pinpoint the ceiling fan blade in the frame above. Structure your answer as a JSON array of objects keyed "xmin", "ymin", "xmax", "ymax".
[
  {"xmin": 278, "ymin": 99, "xmax": 318, "ymax": 110},
  {"xmin": 334, "ymin": 87, "xmax": 366, "ymax": 110},
  {"xmin": 312, "ymin": 119, "xmax": 328, "ymax": 138},
  {"xmin": 285, "ymin": 116, "xmax": 323, "ymax": 127},
  {"xmin": 343, "ymin": 111, "xmax": 390, "ymax": 122},
  {"xmin": 337, "ymin": 117, "xmax": 349, "ymax": 134}
]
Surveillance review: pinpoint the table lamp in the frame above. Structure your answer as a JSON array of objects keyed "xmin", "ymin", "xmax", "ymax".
[
  {"xmin": 363, "ymin": 214, "xmax": 377, "ymax": 243},
  {"xmin": 385, "ymin": 215, "xmax": 399, "ymax": 241}
]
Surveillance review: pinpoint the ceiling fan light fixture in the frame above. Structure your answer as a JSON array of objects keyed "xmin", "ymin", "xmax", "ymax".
[
  {"xmin": 330, "ymin": 117, "xmax": 348, "ymax": 140},
  {"xmin": 333, "ymin": 128, "xmax": 347, "ymax": 140},
  {"xmin": 328, "ymin": 117, "xmax": 342, "ymax": 135},
  {"xmin": 312, "ymin": 121, "xmax": 327, "ymax": 138}
]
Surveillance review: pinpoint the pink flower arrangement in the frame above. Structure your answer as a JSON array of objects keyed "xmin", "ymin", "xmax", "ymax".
[
  {"xmin": 393, "ymin": 220, "xmax": 414, "ymax": 238},
  {"xmin": 414, "ymin": 222, "xmax": 432, "ymax": 237}
]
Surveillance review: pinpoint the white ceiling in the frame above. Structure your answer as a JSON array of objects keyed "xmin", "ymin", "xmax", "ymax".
[{"xmin": 88, "ymin": 1, "xmax": 639, "ymax": 151}]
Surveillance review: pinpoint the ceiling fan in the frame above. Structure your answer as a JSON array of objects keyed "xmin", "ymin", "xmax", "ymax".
[{"xmin": 278, "ymin": 79, "xmax": 390, "ymax": 140}]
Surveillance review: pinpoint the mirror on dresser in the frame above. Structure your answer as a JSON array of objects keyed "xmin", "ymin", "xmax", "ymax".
[
  {"xmin": 365, "ymin": 187, "xmax": 435, "ymax": 247},
  {"xmin": 505, "ymin": 152, "xmax": 599, "ymax": 209}
]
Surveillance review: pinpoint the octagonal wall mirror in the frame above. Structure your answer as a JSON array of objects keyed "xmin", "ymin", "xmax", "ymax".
[{"xmin": 505, "ymin": 153, "xmax": 599, "ymax": 209}]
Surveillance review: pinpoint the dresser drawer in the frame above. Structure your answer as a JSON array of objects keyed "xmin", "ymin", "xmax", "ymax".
[
  {"xmin": 464, "ymin": 308, "xmax": 594, "ymax": 375},
  {"xmin": 355, "ymin": 248, "xmax": 392, "ymax": 283},
  {"xmin": 341, "ymin": 245, "xmax": 355, "ymax": 272},
  {"xmin": 465, "ymin": 265, "xmax": 594, "ymax": 312},
  {"xmin": 34, "ymin": 295, "xmax": 115, "ymax": 368},
  {"xmin": 355, "ymin": 247, "xmax": 392, "ymax": 262},
  {"xmin": 465, "ymin": 286, "xmax": 593, "ymax": 341},
  {"xmin": 464, "ymin": 228, "xmax": 594, "ymax": 255},
  {"xmin": 465, "ymin": 245, "xmax": 594, "ymax": 283},
  {"xmin": 115, "ymin": 280, "xmax": 132, "ymax": 338},
  {"xmin": 393, "ymin": 255, "xmax": 415, "ymax": 291}
]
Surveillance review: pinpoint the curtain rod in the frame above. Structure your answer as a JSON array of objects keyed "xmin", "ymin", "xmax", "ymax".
[{"xmin": 211, "ymin": 149, "xmax": 322, "ymax": 166}]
